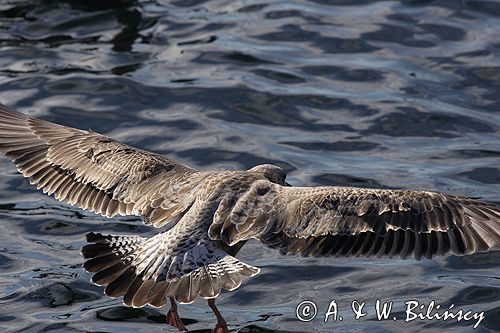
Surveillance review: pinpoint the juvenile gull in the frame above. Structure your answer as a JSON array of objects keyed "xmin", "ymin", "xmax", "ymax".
[{"xmin": 0, "ymin": 104, "xmax": 499, "ymax": 332}]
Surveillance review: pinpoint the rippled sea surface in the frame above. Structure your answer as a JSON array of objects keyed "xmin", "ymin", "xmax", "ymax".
[{"xmin": 0, "ymin": 1, "xmax": 499, "ymax": 332}]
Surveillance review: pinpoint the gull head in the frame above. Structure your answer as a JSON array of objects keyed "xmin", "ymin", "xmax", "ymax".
[{"xmin": 248, "ymin": 164, "xmax": 288, "ymax": 186}]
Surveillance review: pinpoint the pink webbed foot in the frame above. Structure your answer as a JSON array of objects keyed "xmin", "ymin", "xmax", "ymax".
[
  {"xmin": 208, "ymin": 298, "xmax": 230, "ymax": 333},
  {"xmin": 166, "ymin": 297, "xmax": 188, "ymax": 331},
  {"xmin": 211, "ymin": 321, "xmax": 230, "ymax": 333}
]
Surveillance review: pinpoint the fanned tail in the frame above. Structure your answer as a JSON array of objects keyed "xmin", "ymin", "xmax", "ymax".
[{"xmin": 81, "ymin": 232, "xmax": 260, "ymax": 307}]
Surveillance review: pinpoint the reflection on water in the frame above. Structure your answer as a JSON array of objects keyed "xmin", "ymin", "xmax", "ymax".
[{"xmin": 0, "ymin": 1, "xmax": 499, "ymax": 332}]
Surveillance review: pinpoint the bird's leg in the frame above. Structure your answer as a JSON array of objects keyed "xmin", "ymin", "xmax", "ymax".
[
  {"xmin": 208, "ymin": 298, "xmax": 229, "ymax": 333},
  {"xmin": 166, "ymin": 297, "xmax": 187, "ymax": 331}
]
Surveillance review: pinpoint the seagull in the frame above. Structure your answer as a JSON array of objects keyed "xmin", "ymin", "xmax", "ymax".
[{"xmin": 0, "ymin": 104, "xmax": 499, "ymax": 332}]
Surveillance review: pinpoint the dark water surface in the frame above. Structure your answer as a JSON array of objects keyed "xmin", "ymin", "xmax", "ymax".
[{"xmin": 1, "ymin": 1, "xmax": 500, "ymax": 332}]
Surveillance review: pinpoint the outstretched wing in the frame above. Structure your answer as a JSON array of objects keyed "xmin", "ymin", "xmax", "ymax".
[
  {"xmin": 209, "ymin": 180, "xmax": 500, "ymax": 259},
  {"xmin": 0, "ymin": 104, "xmax": 203, "ymax": 227}
]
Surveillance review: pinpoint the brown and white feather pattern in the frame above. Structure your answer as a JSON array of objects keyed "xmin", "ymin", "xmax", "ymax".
[
  {"xmin": 0, "ymin": 104, "xmax": 203, "ymax": 227},
  {"xmin": 82, "ymin": 199, "xmax": 259, "ymax": 306},
  {"xmin": 1, "ymin": 104, "xmax": 500, "ymax": 307},
  {"xmin": 209, "ymin": 180, "xmax": 500, "ymax": 260}
]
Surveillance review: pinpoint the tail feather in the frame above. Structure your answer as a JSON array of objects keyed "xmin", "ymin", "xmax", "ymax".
[
  {"xmin": 105, "ymin": 267, "xmax": 137, "ymax": 297},
  {"xmin": 83, "ymin": 254, "xmax": 124, "ymax": 273},
  {"xmin": 131, "ymin": 279, "xmax": 156, "ymax": 308},
  {"xmin": 81, "ymin": 243, "xmax": 115, "ymax": 259},
  {"xmin": 91, "ymin": 261, "xmax": 130, "ymax": 285},
  {"xmin": 81, "ymin": 231, "xmax": 260, "ymax": 307},
  {"xmin": 148, "ymin": 281, "xmax": 170, "ymax": 307}
]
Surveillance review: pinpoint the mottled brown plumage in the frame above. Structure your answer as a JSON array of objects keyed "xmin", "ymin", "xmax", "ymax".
[{"xmin": 0, "ymin": 104, "xmax": 499, "ymax": 331}]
